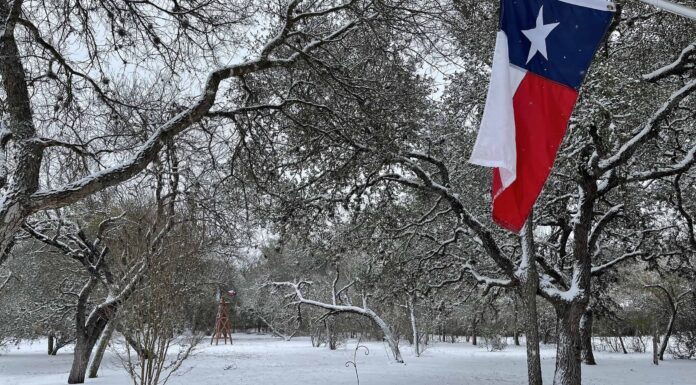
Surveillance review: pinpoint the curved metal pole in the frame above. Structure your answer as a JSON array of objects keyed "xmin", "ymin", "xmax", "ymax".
[{"xmin": 638, "ymin": 0, "xmax": 696, "ymax": 20}]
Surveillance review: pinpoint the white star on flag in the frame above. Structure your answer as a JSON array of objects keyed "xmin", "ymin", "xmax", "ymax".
[{"xmin": 522, "ymin": 6, "xmax": 560, "ymax": 64}]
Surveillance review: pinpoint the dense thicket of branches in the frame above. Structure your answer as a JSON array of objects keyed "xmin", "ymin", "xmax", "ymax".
[{"xmin": 0, "ymin": 1, "xmax": 694, "ymax": 385}]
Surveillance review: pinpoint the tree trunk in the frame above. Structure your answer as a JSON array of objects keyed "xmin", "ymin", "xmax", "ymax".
[
  {"xmin": 618, "ymin": 335, "xmax": 628, "ymax": 354},
  {"xmin": 370, "ymin": 314, "xmax": 403, "ymax": 363},
  {"xmin": 658, "ymin": 310, "xmax": 677, "ymax": 360},
  {"xmin": 48, "ymin": 334, "xmax": 54, "ymax": 355},
  {"xmin": 325, "ymin": 319, "xmax": 337, "ymax": 350},
  {"xmin": 514, "ymin": 330, "xmax": 520, "ymax": 346},
  {"xmin": 519, "ymin": 289, "xmax": 542, "ymax": 385},
  {"xmin": 0, "ymin": 1, "xmax": 44, "ymax": 269},
  {"xmin": 68, "ymin": 286, "xmax": 110, "ymax": 385},
  {"xmin": 383, "ymin": 331, "xmax": 403, "ymax": 363},
  {"xmin": 580, "ymin": 309, "xmax": 596, "ymax": 365},
  {"xmin": 407, "ymin": 295, "xmax": 420, "ymax": 357},
  {"xmin": 553, "ymin": 305, "xmax": 584, "ymax": 385},
  {"xmin": 652, "ymin": 329, "xmax": 659, "ymax": 365},
  {"xmin": 519, "ymin": 213, "xmax": 543, "ymax": 385},
  {"xmin": 471, "ymin": 320, "xmax": 477, "ymax": 346},
  {"xmin": 88, "ymin": 320, "xmax": 115, "ymax": 378},
  {"xmin": 50, "ymin": 342, "xmax": 62, "ymax": 355},
  {"xmin": 68, "ymin": 325, "xmax": 105, "ymax": 384}
]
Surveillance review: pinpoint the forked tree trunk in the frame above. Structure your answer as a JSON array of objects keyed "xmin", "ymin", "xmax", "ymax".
[
  {"xmin": 580, "ymin": 309, "xmax": 596, "ymax": 365},
  {"xmin": 88, "ymin": 320, "xmax": 115, "ymax": 378},
  {"xmin": 68, "ymin": 318, "xmax": 108, "ymax": 384},
  {"xmin": 553, "ymin": 304, "xmax": 584, "ymax": 385}
]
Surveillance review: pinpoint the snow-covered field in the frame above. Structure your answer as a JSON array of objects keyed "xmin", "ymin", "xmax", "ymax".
[{"xmin": 2, "ymin": 334, "xmax": 695, "ymax": 385}]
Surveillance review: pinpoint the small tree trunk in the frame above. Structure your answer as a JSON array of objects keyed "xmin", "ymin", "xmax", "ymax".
[
  {"xmin": 325, "ymin": 319, "xmax": 337, "ymax": 350},
  {"xmin": 88, "ymin": 320, "xmax": 115, "ymax": 378},
  {"xmin": 48, "ymin": 334, "xmax": 54, "ymax": 355},
  {"xmin": 471, "ymin": 319, "xmax": 477, "ymax": 346},
  {"xmin": 552, "ymin": 305, "xmax": 584, "ymax": 385},
  {"xmin": 407, "ymin": 295, "xmax": 420, "ymax": 357},
  {"xmin": 618, "ymin": 335, "xmax": 628, "ymax": 354},
  {"xmin": 513, "ymin": 300, "xmax": 521, "ymax": 346},
  {"xmin": 658, "ymin": 310, "xmax": 677, "ymax": 361},
  {"xmin": 580, "ymin": 309, "xmax": 596, "ymax": 365},
  {"xmin": 652, "ymin": 329, "xmax": 659, "ymax": 365}
]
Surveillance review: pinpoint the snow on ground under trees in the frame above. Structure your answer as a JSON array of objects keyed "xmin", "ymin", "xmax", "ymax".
[{"xmin": 1, "ymin": 334, "xmax": 695, "ymax": 385}]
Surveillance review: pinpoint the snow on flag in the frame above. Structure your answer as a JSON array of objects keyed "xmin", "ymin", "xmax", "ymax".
[{"xmin": 469, "ymin": 0, "xmax": 615, "ymax": 233}]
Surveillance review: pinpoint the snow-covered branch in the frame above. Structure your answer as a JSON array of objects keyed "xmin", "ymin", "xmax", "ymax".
[
  {"xmin": 268, "ymin": 280, "xmax": 404, "ymax": 362},
  {"xmin": 381, "ymin": 156, "xmax": 516, "ymax": 281},
  {"xmin": 590, "ymin": 250, "xmax": 645, "ymax": 275},
  {"xmin": 597, "ymin": 78, "xmax": 696, "ymax": 172},
  {"xmin": 588, "ymin": 204, "xmax": 624, "ymax": 254},
  {"xmin": 28, "ymin": 8, "xmax": 370, "ymax": 212},
  {"xmin": 624, "ymin": 144, "xmax": 696, "ymax": 183},
  {"xmin": 673, "ymin": 174, "xmax": 696, "ymax": 249},
  {"xmin": 642, "ymin": 42, "xmax": 695, "ymax": 82}
]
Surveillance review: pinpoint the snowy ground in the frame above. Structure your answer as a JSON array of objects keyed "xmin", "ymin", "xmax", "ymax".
[{"xmin": 2, "ymin": 334, "xmax": 695, "ymax": 385}]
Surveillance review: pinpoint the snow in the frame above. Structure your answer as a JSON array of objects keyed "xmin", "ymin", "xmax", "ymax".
[{"xmin": 2, "ymin": 334, "xmax": 695, "ymax": 385}]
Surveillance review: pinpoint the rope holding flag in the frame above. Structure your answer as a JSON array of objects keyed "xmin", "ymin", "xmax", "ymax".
[{"xmin": 469, "ymin": 0, "xmax": 616, "ymax": 233}]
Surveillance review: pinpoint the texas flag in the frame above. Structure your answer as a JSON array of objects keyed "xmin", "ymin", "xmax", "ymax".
[{"xmin": 469, "ymin": 0, "xmax": 615, "ymax": 233}]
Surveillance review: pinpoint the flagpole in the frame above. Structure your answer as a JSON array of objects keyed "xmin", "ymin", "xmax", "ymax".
[{"xmin": 637, "ymin": 0, "xmax": 696, "ymax": 20}]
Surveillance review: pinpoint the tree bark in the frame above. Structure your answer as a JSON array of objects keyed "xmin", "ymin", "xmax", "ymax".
[
  {"xmin": 552, "ymin": 305, "xmax": 584, "ymax": 385},
  {"xmin": 0, "ymin": 0, "xmax": 44, "ymax": 264},
  {"xmin": 68, "ymin": 278, "xmax": 111, "ymax": 384},
  {"xmin": 88, "ymin": 320, "xmax": 115, "ymax": 378},
  {"xmin": 519, "ymin": 214, "xmax": 543, "ymax": 385},
  {"xmin": 68, "ymin": 319, "xmax": 108, "ymax": 384},
  {"xmin": 580, "ymin": 309, "xmax": 596, "ymax": 365}
]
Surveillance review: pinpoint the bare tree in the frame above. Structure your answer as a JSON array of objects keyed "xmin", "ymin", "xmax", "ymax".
[{"xmin": 644, "ymin": 283, "xmax": 693, "ymax": 361}]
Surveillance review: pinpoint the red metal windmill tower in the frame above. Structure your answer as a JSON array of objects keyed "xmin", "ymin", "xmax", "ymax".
[{"xmin": 211, "ymin": 289, "xmax": 236, "ymax": 345}]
